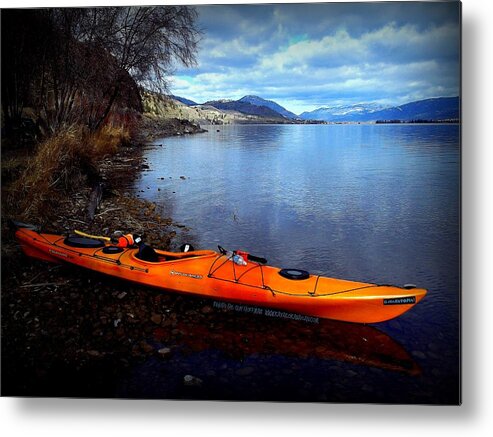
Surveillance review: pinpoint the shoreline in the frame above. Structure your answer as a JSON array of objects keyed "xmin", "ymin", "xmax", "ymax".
[
  {"xmin": 1, "ymin": 117, "xmax": 460, "ymax": 401},
  {"xmin": 0, "ymin": 116, "xmax": 210, "ymax": 396}
]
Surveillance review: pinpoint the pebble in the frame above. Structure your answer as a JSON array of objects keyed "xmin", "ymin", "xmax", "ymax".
[
  {"xmin": 411, "ymin": 350, "xmax": 426, "ymax": 359},
  {"xmin": 183, "ymin": 374, "xmax": 203, "ymax": 387},
  {"xmin": 431, "ymin": 368, "xmax": 442, "ymax": 377},
  {"xmin": 139, "ymin": 341, "xmax": 154, "ymax": 353},
  {"xmin": 157, "ymin": 347, "xmax": 172, "ymax": 357},
  {"xmin": 428, "ymin": 342, "xmax": 439, "ymax": 351},
  {"xmin": 117, "ymin": 292, "xmax": 127, "ymax": 299},
  {"xmin": 235, "ymin": 366, "xmax": 255, "ymax": 376},
  {"xmin": 150, "ymin": 313, "xmax": 162, "ymax": 325},
  {"xmin": 43, "ymin": 302, "xmax": 54, "ymax": 311}
]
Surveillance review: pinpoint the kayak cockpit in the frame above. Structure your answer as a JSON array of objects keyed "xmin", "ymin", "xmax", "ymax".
[{"xmin": 129, "ymin": 248, "xmax": 217, "ymax": 264}]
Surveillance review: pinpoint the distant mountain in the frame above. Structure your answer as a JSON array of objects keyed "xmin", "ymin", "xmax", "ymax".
[
  {"xmin": 299, "ymin": 102, "xmax": 386, "ymax": 122},
  {"xmin": 171, "ymin": 95, "xmax": 198, "ymax": 106},
  {"xmin": 204, "ymin": 98, "xmax": 286, "ymax": 119},
  {"xmin": 371, "ymin": 97, "xmax": 460, "ymax": 122},
  {"xmin": 238, "ymin": 95, "xmax": 298, "ymax": 119},
  {"xmin": 300, "ymin": 97, "xmax": 460, "ymax": 122},
  {"xmin": 157, "ymin": 93, "xmax": 459, "ymax": 125},
  {"xmin": 143, "ymin": 92, "xmax": 293, "ymax": 125}
]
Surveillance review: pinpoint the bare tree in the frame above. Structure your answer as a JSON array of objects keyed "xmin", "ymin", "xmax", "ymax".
[
  {"xmin": 83, "ymin": 6, "xmax": 200, "ymax": 129},
  {"xmin": 1, "ymin": 6, "xmax": 201, "ymax": 135},
  {"xmin": 1, "ymin": 10, "xmax": 51, "ymax": 135}
]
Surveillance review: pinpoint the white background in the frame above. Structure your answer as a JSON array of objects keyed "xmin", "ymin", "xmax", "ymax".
[{"xmin": 1, "ymin": 0, "xmax": 491, "ymax": 436}]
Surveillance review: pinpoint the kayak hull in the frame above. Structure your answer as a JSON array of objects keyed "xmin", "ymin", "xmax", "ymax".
[{"xmin": 15, "ymin": 228, "xmax": 427, "ymax": 324}]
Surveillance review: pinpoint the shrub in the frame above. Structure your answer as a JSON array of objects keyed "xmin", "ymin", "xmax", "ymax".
[{"xmin": 7, "ymin": 124, "xmax": 130, "ymax": 221}]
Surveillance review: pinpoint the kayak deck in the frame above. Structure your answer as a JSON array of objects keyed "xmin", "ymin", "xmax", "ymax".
[{"xmin": 15, "ymin": 227, "xmax": 427, "ymax": 323}]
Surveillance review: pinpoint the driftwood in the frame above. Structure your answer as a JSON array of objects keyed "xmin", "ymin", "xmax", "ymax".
[
  {"xmin": 20, "ymin": 281, "xmax": 69, "ymax": 288},
  {"xmin": 95, "ymin": 207, "xmax": 122, "ymax": 217},
  {"xmin": 68, "ymin": 218, "xmax": 87, "ymax": 225},
  {"xmin": 87, "ymin": 182, "xmax": 103, "ymax": 221}
]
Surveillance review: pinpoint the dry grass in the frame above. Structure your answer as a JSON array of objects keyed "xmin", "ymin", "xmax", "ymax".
[
  {"xmin": 90, "ymin": 124, "xmax": 131, "ymax": 157},
  {"xmin": 6, "ymin": 124, "xmax": 130, "ymax": 221}
]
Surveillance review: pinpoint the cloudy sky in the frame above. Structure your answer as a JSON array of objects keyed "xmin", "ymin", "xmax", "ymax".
[{"xmin": 170, "ymin": 2, "xmax": 461, "ymax": 114}]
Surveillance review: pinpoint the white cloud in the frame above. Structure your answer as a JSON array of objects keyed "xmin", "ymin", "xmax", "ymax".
[
  {"xmin": 206, "ymin": 36, "xmax": 265, "ymax": 60},
  {"xmin": 171, "ymin": 7, "xmax": 460, "ymax": 114}
]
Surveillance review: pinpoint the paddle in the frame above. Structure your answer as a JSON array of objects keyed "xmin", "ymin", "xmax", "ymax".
[
  {"xmin": 218, "ymin": 245, "xmax": 267, "ymax": 264},
  {"xmin": 74, "ymin": 230, "xmax": 111, "ymax": 242},
  {"xmin": 247, "ymin": 253, "xmax": 268, "ymax": 265}
]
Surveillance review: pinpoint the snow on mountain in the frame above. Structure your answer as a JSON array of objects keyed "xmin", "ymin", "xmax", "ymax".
[{"xmin": 300, "ymin": 97, "xmax": 459, "ymax": 122}]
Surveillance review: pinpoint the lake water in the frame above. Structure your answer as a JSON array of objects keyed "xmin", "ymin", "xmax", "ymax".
[{"xmin": 131, "ymin": 124, "xmax": 460, "ymax": 404}]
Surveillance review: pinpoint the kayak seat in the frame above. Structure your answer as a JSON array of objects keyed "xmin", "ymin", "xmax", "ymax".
[{"xmin": 136, "ymin": 244, "xmax": 160, "ymax": 262}]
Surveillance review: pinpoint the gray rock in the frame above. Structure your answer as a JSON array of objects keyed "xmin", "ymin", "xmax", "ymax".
[
  {"xmin": 411, "ymin": 350, "xmax": 426, "ymax": 359},
  {"xmin": 183, "ymin": 374, "xmax": 203, "ymax": 387},
  {"xmin": 158, "ymin": 347, "xmax": 172, "ymax": 357},
  {"xmin": 235, "ymin": 366, "xmax": 255, "ymax": 376}
]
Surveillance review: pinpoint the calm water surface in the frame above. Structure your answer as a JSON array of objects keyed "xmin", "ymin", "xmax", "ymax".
[{"xmin": 130, "ymin": 124, "xmax": 460, "ymax": 404}]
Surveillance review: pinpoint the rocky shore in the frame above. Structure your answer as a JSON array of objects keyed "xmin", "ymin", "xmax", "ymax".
[
  {"xmin": 0, "ymin": 116, "xmax": 211, "ymax": 397},
  {"xmin": 136, "ymin": 115, "xmax": 207, "ymax": 142}
]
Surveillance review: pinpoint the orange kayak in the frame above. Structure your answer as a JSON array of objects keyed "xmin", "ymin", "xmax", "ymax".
[{"xmin": 15, "ymin": 227, "xmax": 427, "ymax": 324}]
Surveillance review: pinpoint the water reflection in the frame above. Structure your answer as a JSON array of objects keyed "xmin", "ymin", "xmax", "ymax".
[{"xmin": 151, "ymin": 307, "xmax": 420, "ymax": 376}]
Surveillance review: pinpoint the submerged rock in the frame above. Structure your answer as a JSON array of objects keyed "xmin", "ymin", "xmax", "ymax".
[
  {"xmin": 183, "ymin": 374, "xmax": 203, "ymax": 387},
  {"xmin": 235, "ymin": 366, "xmax": 255, "ymax": 376},
  {"xmin": 157, "ymin": 347, "xmax": 172, "ymax": 358}
]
